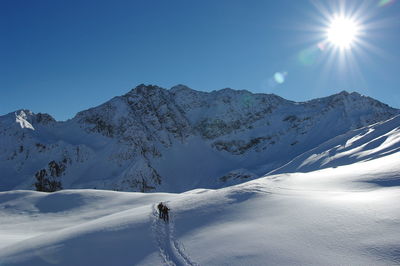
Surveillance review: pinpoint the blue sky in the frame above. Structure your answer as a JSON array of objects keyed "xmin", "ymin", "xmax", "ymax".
[{"xmin": 1, "ymin": 0, "xmax": 399, "ymax": 121}]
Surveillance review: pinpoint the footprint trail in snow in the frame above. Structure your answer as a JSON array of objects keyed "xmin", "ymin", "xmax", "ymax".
[{"xmin": 151, "ymin": 204, "xmax": 199, "ymax": 266}]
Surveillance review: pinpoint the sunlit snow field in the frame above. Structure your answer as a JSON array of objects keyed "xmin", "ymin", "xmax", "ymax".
[
  {"xmin": 0, "ymin": 151, "xmax": 399, "ymax": 265},
  {"xmin": 1, "ymin": 116, "xmax": 400, "ymax": 265}
]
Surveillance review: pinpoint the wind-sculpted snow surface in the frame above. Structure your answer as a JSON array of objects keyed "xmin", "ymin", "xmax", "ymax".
[
  {"xmin": 270, "ymin": 114, "xmax": 400, "ymax": 175},
  {"xmin": 0, "ymin": 148, "xmax": 400, "ymax": 265},
  {"xmin": 0, "ymin": 85, "xmax": 398, "ymax": 192}
]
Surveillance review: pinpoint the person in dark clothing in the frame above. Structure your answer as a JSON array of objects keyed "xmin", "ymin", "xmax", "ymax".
[
  {"xmin": 157, "ymin": 202, "xmax": 164, "ymax": 219},
  {"xmin": 162, "ymin": 205, "xmax": 170, "ymax": 222}
]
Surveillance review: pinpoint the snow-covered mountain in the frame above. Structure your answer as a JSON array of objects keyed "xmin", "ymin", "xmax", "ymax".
[
  {"xmin": 1, "ymin": 84, "xmax": 398, "ymax": 192},
  {"xmin": 1, "ymin": 131, "xmax": 399, "ymax": 265},
  {"xmin": 1, "ymin": 87, "xmax": 400, "ymax": 265}
]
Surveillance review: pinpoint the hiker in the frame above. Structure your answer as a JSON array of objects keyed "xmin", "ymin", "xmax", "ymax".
[
  {"xmin": 162, "ymin": 205, "xmax": 170, "ymax": 222},
  {"xmin": 157, "ymin": 202, "xmax": 164, "ymax": 219}
]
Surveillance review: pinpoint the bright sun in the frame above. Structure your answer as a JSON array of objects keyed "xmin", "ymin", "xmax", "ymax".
[{"xmin": 326, "ymin": 16, "xmax": 359, "ymax": 49}]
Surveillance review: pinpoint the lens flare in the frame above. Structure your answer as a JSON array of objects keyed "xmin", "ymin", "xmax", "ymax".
[
  {"xmin": 317, "ymin": 42, "xmax": 326, "ymax": 51},
  {"xmin": 274, "ymin": 72, "xmax": 287, "ymax": 84},
  {"xmin": 298, "ymin": 47, "xmax": 321, "ymax": 66},
  {"xmin": 267, "ymin": 71, "xmax": 288, "ymax": 89},
  {"xmin": 378, "ymin": 0, "xmax": 395, "ymax": 7}
]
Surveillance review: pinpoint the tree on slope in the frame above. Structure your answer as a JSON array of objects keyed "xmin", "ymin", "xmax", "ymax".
[{"xmin": 34, "ymin": 160, "xmax": 64, "ymax": 192}]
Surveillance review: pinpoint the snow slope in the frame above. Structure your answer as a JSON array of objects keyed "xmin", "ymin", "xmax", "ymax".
[
  {"xmin": 269, "ymin": 114, "xmax": 400, "ymax": 175},
  {"xmin": 0, "ymin": 146, "xmax": 399, "ymax": 265},
  {"xmin": 1, "ymin": 85, "xmax": 398, "ymax": 192}
]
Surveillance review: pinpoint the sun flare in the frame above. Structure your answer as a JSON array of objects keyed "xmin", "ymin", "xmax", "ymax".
[{"xmin": 326, "ymin": 16, "xmax": 359, "ymax": 49}]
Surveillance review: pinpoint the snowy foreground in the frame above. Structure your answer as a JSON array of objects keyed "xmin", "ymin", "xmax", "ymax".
[{"xmin": 0, "ymin": 150, "xmax": 399, "ymax": 266}]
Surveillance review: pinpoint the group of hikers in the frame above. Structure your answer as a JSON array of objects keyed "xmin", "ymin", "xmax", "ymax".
[{"xmin": 157, "ymin": 202, "xmax": 170, "ymax": 222}]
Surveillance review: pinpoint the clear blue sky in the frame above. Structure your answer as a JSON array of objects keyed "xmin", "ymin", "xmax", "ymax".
[{"xmin": 1, "ymin": 0, "xmax": 399, "ymax": 121}]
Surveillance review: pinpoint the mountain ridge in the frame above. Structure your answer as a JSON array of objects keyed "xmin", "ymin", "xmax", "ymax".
[{"xmin": 0, "ymin": 84, "xmax": 398, "ymax": 192}]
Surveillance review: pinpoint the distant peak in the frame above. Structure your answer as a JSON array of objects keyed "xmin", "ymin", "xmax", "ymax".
[
  {"xmin": 125, "ymin": 84, "xmax": 163, "ymax": 95},
  {"xmin": 14, "ymin": 109, "xmax": 33, "ymax": 116},
  {"xmin": 9, "ymin": 110, "xmax": 56, "ymax": 127},
  {"xmin": 170, "ymin": 84, "xmax": 192, "ymax": 92},
  {"xmin": 310, "ymin": 90, "xmax": 364, "ymax": 103},
  {"xmin": 338, "ymin": 90, "xmax": 350, "ymax": 96},
  {"xmin": 35, "ymin": 112, "xmax": 56, "ymax": 124},
  {"xmin": 336, "ymin": 91, "xmax": 363, "ymax": 97},
  {"xmin": 135, "ymin": 83, "xmax": 160, "ymax": 89},
  {"xmin": 221, "ymin": 87, "xmax": 233, "ymax": 91},
  {"xmin": 212, "ymin": 87, "xmax": 234, "ymax": 94},
  {"xmin": 15, "ymin": 110, "xmax": 35, "ymax": 130}
]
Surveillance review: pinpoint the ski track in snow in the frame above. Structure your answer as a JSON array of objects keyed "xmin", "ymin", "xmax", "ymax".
[{"xmin": 151, "ymin": 204, "xmax": 199, "ymax": 266}]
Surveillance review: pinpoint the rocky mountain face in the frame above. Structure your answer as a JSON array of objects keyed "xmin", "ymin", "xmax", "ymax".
[{"xmin": 0, "ymin": 84, "xmax": 398, "ymax": 192}]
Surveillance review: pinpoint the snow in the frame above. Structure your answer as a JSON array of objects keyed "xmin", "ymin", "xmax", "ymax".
[
  {"xmin": 0, "ymin": 85, "xmax": 399, "ymax": 192},
  {"xmin": 0, "ymin": 86, "xmax": 399, "ymax": 264},
  {"xmin": 15, "ymin": 110, "xmax": 35, "ymax": 130},
  {"xmin": 1, "ymin": 85, "xmax": 398, "ymax": 193},
  {"xmin": 0, "ymin": 145, "xmax": 399, "ymax": 265},
  {"xmin": 270, "ymin": 114, "xmax": 400, "ymax": 175}
]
